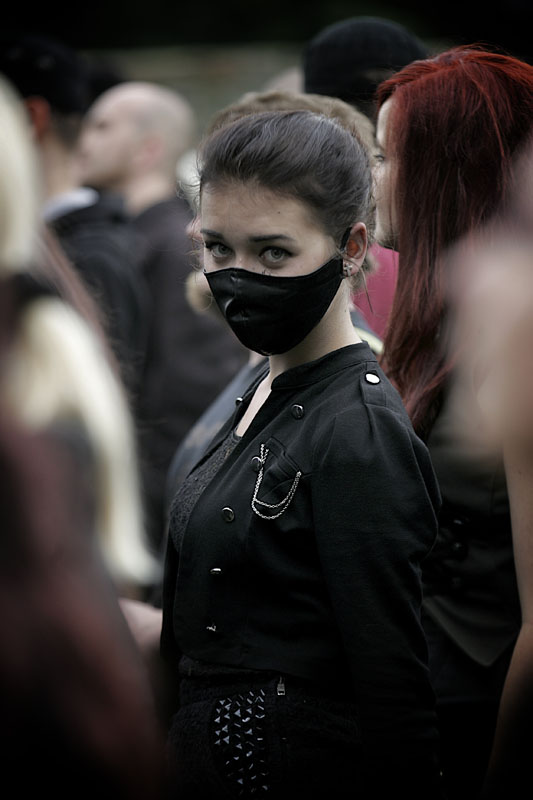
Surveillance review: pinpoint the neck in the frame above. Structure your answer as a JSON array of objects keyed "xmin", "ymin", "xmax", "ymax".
[
  {"xmin": 120, "ymin": 173, "xmax": 177, "ymax": 216},
  {"xmin": 268, "ymin": 284, "xmax": 361, "ymax": 381},
  {"xmin": 40, "ymin": 139, "xmax": 80, "ymax": 202}
]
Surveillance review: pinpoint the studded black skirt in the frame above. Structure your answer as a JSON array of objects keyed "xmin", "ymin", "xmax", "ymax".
[{"xmin": 165, "ymin": 657, "xmax": 363, "ymax": 799}]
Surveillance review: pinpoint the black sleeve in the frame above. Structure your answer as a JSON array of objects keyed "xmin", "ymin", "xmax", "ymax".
[{"xmin": 311, "ymin": 392, "xmax": 443, "ymax": 794}]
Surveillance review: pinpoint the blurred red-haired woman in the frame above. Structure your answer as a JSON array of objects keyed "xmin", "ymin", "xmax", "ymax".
[{"xmin": 374, "ymin": 46, "xmax": 533, "ymax": 799}]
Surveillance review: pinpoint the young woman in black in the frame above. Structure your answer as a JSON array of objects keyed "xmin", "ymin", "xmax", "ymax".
[{"xmin": 156, "ymin": 110, "xmax": 444, "ymax": 798}]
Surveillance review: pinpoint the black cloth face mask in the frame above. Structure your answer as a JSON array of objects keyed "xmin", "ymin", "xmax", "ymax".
[{"xmin": 204, "ymin": 254, "xmax": 344, "ymax": 356}]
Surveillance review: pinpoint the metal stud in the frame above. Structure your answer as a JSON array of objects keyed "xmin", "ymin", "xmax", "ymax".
[{"xmin": 251, "ymin": 456, "xmax": 263, "ymax": 472}]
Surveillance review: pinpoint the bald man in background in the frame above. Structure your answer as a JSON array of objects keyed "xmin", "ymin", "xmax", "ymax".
[{"xmin": 78, "ymin": 82, "xmax": 247, "ymax": 556}]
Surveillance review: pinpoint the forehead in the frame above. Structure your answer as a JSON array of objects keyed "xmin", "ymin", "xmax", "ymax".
[
  {"xmin": 200, "ymin": 182, "xmax": 321, "ymax": 234},
  {"xmin": 88, "ymin": 91, "xmax": 136, "ymax": 124}
]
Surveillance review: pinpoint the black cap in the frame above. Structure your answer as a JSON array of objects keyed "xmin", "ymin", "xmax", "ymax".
[
  {"xmin": 0, "ymin": 32, "xmax": 90, "ymax": 113},
  {"xmin": 303, "ymin": 16, "xmax": 428, "ymax": 115}
]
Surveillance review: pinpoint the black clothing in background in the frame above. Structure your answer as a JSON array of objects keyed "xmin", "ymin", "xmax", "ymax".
[
  {"xmin": 48, "ymin": 191, "xmax": 150, "ymax": 397},
  {"xmin": 133, "ymin": 196, "xmax": 247, "ymax": 552},
  {"xmin": 421, "ymin": 382, "xmax": 519, "ymax": 799}
]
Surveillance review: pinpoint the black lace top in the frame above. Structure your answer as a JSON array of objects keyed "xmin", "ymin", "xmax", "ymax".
[
  {"xmin": 167, "ymin": 428, "xmax": 268, "ymax": 680},
  {"xmin": 168, "ymin": 429, "xmax": 240, "ymax": 556}
]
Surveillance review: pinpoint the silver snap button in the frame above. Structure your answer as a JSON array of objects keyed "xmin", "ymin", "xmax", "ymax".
[
  {"xmin": 210, "ymin": 567, "xmax": 223, "ymax": 575},
  {"xmin": 291, "ymin": 403, "xmax": 305, "ymax": 419},
  {"xmin": 251, "ymin": 456, "xmax": 262, "ymax": 472},
  {"xmin": 221, "ymin": 506, "xmax": 235, "ymax": 522},
  {"xmin": 235, "ymin": 396, "xmax": 243, "ymax": 406},
  {"xmin": 365, "ymin": 372, "xmax": 380, "ymax": 384}
]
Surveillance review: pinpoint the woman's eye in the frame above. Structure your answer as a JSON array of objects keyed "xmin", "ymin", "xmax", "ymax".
[
  {"xmin": 262, "ymin": 247, "xmax": 290, "ymax": 264},
  {"xmin": 204, "ymin": 241, "xmax": 230, "ymax": 259}
]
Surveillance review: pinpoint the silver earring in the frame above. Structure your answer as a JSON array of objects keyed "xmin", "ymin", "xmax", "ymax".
[{"xmin": 343, "ymin": 263, "xmax": 352, "ymax": 277}]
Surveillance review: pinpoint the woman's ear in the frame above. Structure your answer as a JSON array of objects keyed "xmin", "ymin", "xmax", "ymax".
[{"xmin": 344, "ymin": 222, "xmax": 368, "ymax": 269}]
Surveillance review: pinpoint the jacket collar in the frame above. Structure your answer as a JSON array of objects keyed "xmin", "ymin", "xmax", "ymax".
[{"xmin": 270, "ymin": 342, "xmax": 377, "ymax": 391}]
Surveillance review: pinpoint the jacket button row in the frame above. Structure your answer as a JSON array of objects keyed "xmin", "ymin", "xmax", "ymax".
[
  {"xmin": 291, "ymin": 404, "xmax": 305, "ymax": 419},
  {"xmin": 221, "ymin": 506, "xmax": 235, "ymax": 522},
  {"xmin": 365, "ymin": 372, "xmax": 380, "ymax": 384}
]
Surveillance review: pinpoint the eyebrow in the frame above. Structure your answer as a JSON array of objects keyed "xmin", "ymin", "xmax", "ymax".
[
  {"xmin": 250, "ymin": 234, "xmax": 296, "ymax": 243},
  {"xmin": 200, "ymin": 228, "xmax": 226, "ymax": 239},
  {"xmin": 200, "ymin": 228, "xmax": 297, "ymax": 244}
]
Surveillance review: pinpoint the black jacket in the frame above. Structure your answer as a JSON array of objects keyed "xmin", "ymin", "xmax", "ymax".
[
  {"xmin": 49, "ymin": 192, "xmax": 150, "ymax": 396},
  {"xmin": 423, "ymin": 381, "xmax": 520, "ymax": 668},
  {"xmin": 163, "ymin": 314, "xmax": 382, "ymax": 512},
  {"xmin": 162, "ymin": 343, "xmax": 441, "ymax": 748}
]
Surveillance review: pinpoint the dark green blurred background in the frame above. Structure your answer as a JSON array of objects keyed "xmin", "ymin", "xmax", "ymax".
[
  {"xmin": 14, "ymin": 1, "xmax": 533, "ymax": 57},
  {"xmin": 10, "ymin": 2, "xmax": 533, "ymax": 135}
]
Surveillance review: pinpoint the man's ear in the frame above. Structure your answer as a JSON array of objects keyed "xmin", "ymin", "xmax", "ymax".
[
  {"xmin": 24, "ymin": 96, "xmax": 52, "ymax": 140},
  {"xmin": 134, "ymin": 133, "xmax": 164, "ymax": 171},
  {"xmin": 345, "ymin": 222, "xmax": 368, "ymax": 268}
]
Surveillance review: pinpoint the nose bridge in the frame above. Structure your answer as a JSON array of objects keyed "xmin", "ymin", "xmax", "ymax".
[
  {"xmin": 235, "ymin": 248, "xmax": 261, "ymax": 273},
  {"xmin": 236, "ymin": 254, "xmax": 251, "ymax": 271}
]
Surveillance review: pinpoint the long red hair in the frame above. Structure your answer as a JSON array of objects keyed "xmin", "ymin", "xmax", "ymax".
[{"xmin": 377, "ymin": 46, "xmax": 533, "ymax": 437}]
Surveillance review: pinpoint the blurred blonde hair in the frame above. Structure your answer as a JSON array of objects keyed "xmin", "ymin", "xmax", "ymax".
[
  {"xmin": 0, "ymin": 75, "xmax": 40, "ymax": 270},
  {"xmin": 0, "ymin": 75, "xmax": 158, "ymax": 591},
  {"xmin": 206, "ymin": 89, "xmax": 376, "ymax": 152}
]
